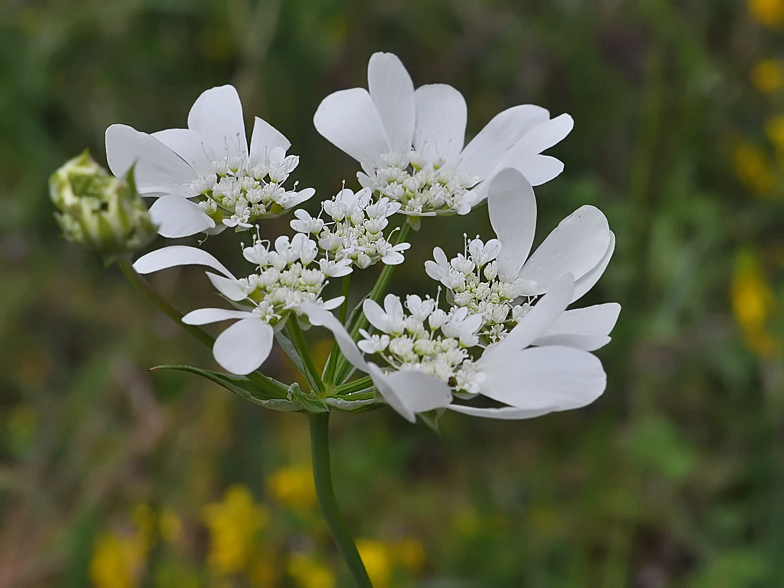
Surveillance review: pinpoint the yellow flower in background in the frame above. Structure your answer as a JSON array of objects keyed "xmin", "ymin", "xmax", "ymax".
[
  {"xmin": 732, "ymin": 141, "xmax": 776, "ymax": 196},
  {"xmin": 89, "ymin": 533, "xmax": 143, "ymax": 588},
  {"xmin": 749, "ymin": 0, "xmax": 784, "ymax": 26},
  {"xmin": 267, "ymin": 466, "xmax": 317, "ymax": 511},
  {"xmin": 394, "ymin": 537, "xmax": 426, "ymax": 575},
  {"xmin": 203, "ymin": 485, "xmax": 270, "ymax": 576},
  {"xmin": 159, "ymin": 508, "xmax": 183, "ymax": 543},
  {"xmin": 287, "ymin": 553, "xmax": 336, "ymax": 588},
  {"xmin": 753, "ymin": 60, "xmax": 784, "ymax": 94},
  {"xmin": 357, "ymin": 539, "xmax": 393, "ymax": 588},
  {"xmin": 732, "ymin": 250, "xmax": 780, "ymax": 357},
  {"xmin": 766, "ymin": 114, "xmax": 784, "ymax": 152}
]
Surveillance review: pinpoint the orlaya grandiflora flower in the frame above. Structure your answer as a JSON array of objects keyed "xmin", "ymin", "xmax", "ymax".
[
  {"xmin": 132, "ymin": 237, "xmax": 348, "ymax": 375},
  {"xmin": 426, "ymin": 168, "xmax": 619, "ymax": 349},
  {"xmin": 313, "ymin": 52, "xmax": 573, "ymax": 218},
  {"xmin": 291, "ymin": 187, "xmax": 411, "ymax": 269},
  {"xmin": 300, "ymin": 274, "xmax": 607, "ymax": 422},
  {"xmin": 106, "ymin": 85, "xmax": 315, "ymax": 238}
]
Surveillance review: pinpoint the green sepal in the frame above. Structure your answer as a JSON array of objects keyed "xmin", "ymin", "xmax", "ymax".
[
  {"xmin": 151, "ymin": 365, "xmax": 301, "ymax": 412},
  {"xmin": 286, "ymin": 383, "xmax": 329, "ymax": 413}
]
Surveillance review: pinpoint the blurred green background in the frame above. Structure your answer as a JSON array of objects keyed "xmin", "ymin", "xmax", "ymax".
[{"xmin": 3, "ymin": 0, "xmax": 784, "ymax": 586}]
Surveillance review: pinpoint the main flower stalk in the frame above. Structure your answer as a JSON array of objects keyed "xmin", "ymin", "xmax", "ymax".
[{"xmin": 308, "ymin": 412, "xmax": 372, "ymax": 587}]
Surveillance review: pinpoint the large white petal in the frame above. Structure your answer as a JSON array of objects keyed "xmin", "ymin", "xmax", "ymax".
[
  {"xmin": 509, "ymin": 113, "xmax": 574, "ymax": 156},
  {"xmin": 448, "ymin": 404, "xmax": 552, "ymax": 420},
  {"xmin": 105, "ymin": 124, "xmax": 196, "ymax": 194},
  {"xmin": 313, "ymin": 88, "xmax": 390, "ymax": 167},
  {"xmin": 479, "ymin": 345, "xmax": 606, "ymax": 410},
  {"xmin": 249, "ymin": 117, "xmax": 291, "ymax": 167},
  {"xmin": 538, "ymin": 303, "xmax": 621, "ymax": 338},
  {"xmin": 148, "ymin": 195, "xmax": 216, "ymax": 238},
  {"xmin": 487, "ymin": 168, "xmax": 536, "ymax": 278},
  {"xmin": 455, "ymin": 105, "xmax": 550, "ymax": 179},
  {"xmin": 151, "ymin": 128, "xmax": 214, "ymax": 174},
  {"xmin": 413, "ymin": 84, "xmax": 467, "ymax": 163},
  {"xmin": 483, "ymin": 273, "xmax": 574, "ymax": 361},
  {"xmin": 366, "ymin": 364, "xmax": 452, "ymax": 422},
  {"xmin": 368, "ymin": 52, "xmax": 415, "ymax": 154},
  {"xmin": 533, "ymin": 334, "xmax": 611, "ymax": 351},
  {"xmin": 133, "ymin": 245, "xmax": 235, "ymax": 279},
  {"xmin": 182, "ymin": 307, "xmax": 253, "ymax": 325},
  {"xmin": 187, "ymin": 85, "xmax": 248, "ymax": 161},
  {"xmin": 366, "ymin": 363, "xmax": 415, "ymax": 422},
  {"xmin": 519, "ymin": 205, "xmax": 611, "ymax": 295},
  {"xmin": 299, "ymin": 302, "xmax": 369, "ymax": 372},
  {"xmin": 572, "ymin": 232, "xmax": 615, "ymax": 302},
  {"xmin": 206, "ymin": 273, "xmax": 248, "ymax": 301},
  {"xmin": 213, "ymin": 317, "xmax": 274, "ymax": 375},
  {"xmin": 510, "ymin": 155, "xmax": 565, "ymax": 187}
]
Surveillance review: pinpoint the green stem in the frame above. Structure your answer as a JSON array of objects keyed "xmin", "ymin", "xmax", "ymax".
[
  {"xmin": 308, "ymin": 413, "xmax": 372, "ymax": 588},
  {"xmin": 323, "ymin": 276, "xmax": 352, "ymax": 385},
  {"xmin": 119, "ymin": 259, "xmax": 287, "ymax": 397},
  {"xmin": 287, "ymin": 317, "xmax": 326, "ymax": 394},
  {"xmin": 339, "ymin": 275, "xmax": 352, "ymax": 324}
]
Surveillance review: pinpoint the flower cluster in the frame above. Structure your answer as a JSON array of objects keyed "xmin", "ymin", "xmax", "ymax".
[
  {"xmin": 106, "ymin": 85, "xmax": 314, "ymax": 239},
  {"xmin": 314, "ymin": 53, "xmax": 574, "ymax": 218},
  {"xmin": 196, "ymin": 146, "xmax": 308, "ymax": 229},
  {"xmin": 360, "ymin": 151, "xmax": 477, "ymax": 216},
  {"xmin": 425, "ymin": 237, "xmax": 532, "ymax": 343},
  {"xmin": 239, "ymin": 234, "xmax": 351, "ymax": 324},
  {"xmin": 291, "ymin": 187, "xmax": 410, "ymax": 268},
  {"xmin": 71, "ymin": 51, "xmax": 621, "ymax": 425},
  {"xmin": 358, "ymin": 294, "xmax": 481, "ymax": 382}
]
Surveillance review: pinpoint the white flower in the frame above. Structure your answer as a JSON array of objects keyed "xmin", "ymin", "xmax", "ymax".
[
  {"xmin": 313, "ymin": 52, "xmax": 573, "ymax": 216},
  {"xmin": 106, "ymin": 85, "xmax": 315, "ymax": 238},
  {"xmin": 296, "ymin": 187, "xmax": 411, "ymax": 269},
  {"xmin": 488, "ymin": 168, "xmax": 615, "ymax": 299},
  {"xmin": 440, "ymin": 307, "xmax": 483, "ymax": 347},
  {"xmin": 485, "ymin": 167, "xmax": 620, "ymax": 349},
  {"xmin": 448, "ymin": 275, "xmax": 608, "ymax": 419},
  {"xmin": 363, "ymin": 294, "xmax": 407, "ymax": 336},
  {"xmin": 131, "ymin": 245, "xmax": 344, "ymax": 375},
  {"xmin": 300, "ymin": 303, "xmax": 453, "ymax": 423}
]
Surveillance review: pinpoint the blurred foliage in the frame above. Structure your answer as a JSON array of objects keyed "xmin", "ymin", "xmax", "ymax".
[{"xmin": 2, "ymin": 0, "xmax": 784, "ymax": 586}]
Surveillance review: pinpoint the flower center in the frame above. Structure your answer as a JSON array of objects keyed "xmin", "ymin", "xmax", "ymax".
[
  {"xmin": 367, "ymin": 151, "xmax": 476, "ymax": 215},
  {"xmin": 192, "ymin": 154, "xmax": 300, "ymax": 229}
]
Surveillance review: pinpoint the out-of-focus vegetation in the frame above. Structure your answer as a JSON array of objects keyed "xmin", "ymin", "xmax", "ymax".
[{"xmin": 2, "ymin": 0, "xmax": 784, "ymax": 586}]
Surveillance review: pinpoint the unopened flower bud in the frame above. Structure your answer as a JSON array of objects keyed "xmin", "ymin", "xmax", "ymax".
[{"xmin": 49, "ymin": 151, "xmax": 156, "ymax": 255}]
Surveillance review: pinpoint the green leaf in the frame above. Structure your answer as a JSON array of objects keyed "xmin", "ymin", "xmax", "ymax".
[{"xmin": 151, "ymin": 365, "xmax": 301, "ymax": 412}]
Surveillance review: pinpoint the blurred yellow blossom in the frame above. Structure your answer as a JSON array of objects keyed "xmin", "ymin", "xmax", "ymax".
[
  {"xmin": 267, "ymin": 466, "xmax": 317, "ymax": 510},
  {"xmin": 159, "ymin": 508, "xmax": 183, "ymax": 543},
  {"xmin": 248, "ymin": 548, "xmax": 279, "ymax": 588},
  {"xmin": 732, "ymin": 251, "xmax": 781, "ymax": 357},
  {"xmin": 766, "ymin": 114, "xmax": 784, "ymax": 152},
  {"xmin": 89, "ymin": 532, "xmax": 144, "ymax": 588},
  {"xmin": 203, "ymin": 485, "xmax": 270, "ymax": 576},
  {"xmin": 288, "ymin": 553, "xmax": 336, "ymax": 588},
  {"xmin": 732, "ymin": 141, "xmax": 776, "ymax": 196},
  {"xmin": 749, "ymin": 0, "xmax": 784, "ymax": 26},
  {"xmin": 357, "ymin": 539, "xmax": 393, "ymax": 588},
  {"xmin": 394, "ymin": 537, "xmax": 426, "ymax": 574},
  {"xmin": 753, "ymin": 60, "xmax": 784, "ymax": 94}
]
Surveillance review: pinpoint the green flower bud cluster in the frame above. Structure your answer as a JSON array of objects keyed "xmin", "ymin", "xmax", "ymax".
[{"xmin": 49, "ymin": 151, "xmax": 157, "ymax": 256}]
